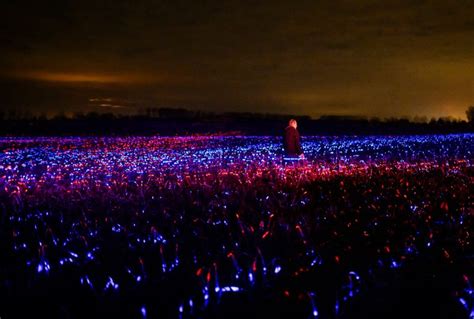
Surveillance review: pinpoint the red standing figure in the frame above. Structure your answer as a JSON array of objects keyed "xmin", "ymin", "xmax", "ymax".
[{"xmin": 284, "ymin": 119, "xmax": 304, "ymax": 159}]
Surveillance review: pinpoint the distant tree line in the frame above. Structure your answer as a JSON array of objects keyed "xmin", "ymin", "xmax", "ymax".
[{"xmin": 0, "ymin": 107, "xmax": 472, "ymax": 136}]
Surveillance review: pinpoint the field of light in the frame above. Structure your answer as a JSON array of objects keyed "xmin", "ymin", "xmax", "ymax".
[{"xmin": 0, "ymin": 134, "xmax": 473, "ymax": 318}]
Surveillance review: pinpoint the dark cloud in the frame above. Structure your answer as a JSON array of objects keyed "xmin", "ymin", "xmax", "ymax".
[{"xmin": 1, "ymin": 0, "xmax": 473, "ymax": 118}]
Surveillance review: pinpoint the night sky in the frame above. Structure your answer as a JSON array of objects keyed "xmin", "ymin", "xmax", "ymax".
[{"xmin": 1, "ymin": 0, "xmax": 473, "ymax": 119}]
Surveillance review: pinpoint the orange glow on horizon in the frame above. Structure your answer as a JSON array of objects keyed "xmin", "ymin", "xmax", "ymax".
[
  {"xmin": 10, "ymin": 70, "xmax": 169, "ymax": 84},
  {"xmin": 7, "ymin": 70, "xmax": 189, "ymax": 86},
  {"xmin": 22, "ymin": 71, "xmax": 132, "ymax": 83}
]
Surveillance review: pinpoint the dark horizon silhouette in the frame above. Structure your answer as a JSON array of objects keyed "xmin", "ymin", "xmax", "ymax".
[{"xmin": 0, "ymin": 106, "xmax": 472, "ymax": 136}]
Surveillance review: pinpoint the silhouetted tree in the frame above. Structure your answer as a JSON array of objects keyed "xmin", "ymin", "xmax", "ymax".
[
  {"xmin": 7, "ymin": 109, "xmax": 18, "ymax": 120},
  {"xmin": 413, "ymin": 116, "xmax": 428, "ymax": 123},
  {"xmin": 72, "ymin": 112, "xmax": 85, "ymax": 120},
  {"xmin": 466, "ymin": 106, "xmax": 474, "ymax": 124},
  {"xmin": 158, "ymin": 108, "xmax": 194, "ymax": 119},
  {"xmin": 84, "ymin": 112, "xmax": 100, "ymax": 119},
  {"xmin": 99, "ymin": 112, "xmax": 116, "ymax": 120},
  {"xmin": 438, "ymin": 116, "xmax": 454, "ymax": 125},
  {"xmin": 53, "ymin": 112, "xmax": 68, "ymax": 120}
]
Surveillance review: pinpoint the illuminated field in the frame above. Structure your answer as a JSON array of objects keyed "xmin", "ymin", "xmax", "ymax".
[{"xmin": 0, "ymin": 135, "xmax": 473, "ymax": 318}]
